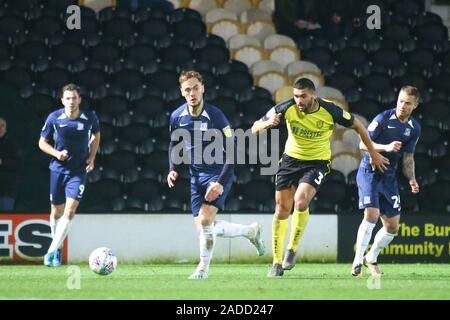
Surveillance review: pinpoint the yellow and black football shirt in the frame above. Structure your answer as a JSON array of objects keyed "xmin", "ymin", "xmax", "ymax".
[{"xmin": 262, "ymin": 98, "xmax": 355, "ymax": 161}]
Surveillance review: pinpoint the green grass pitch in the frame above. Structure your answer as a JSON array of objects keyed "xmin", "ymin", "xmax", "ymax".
[{"xmin": 1, "ymin": 264, "xmax": 449, "ymax": 300}]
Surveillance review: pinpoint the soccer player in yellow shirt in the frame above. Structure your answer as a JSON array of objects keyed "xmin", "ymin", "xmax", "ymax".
[{"xmin": 251, "ymin": 78, "xmax": 389, "ymax": 276}]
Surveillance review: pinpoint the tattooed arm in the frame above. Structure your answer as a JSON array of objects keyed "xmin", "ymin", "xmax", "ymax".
[{"xmin": 402, "ymin": 152, "xmax": 419, "ymax": 193}]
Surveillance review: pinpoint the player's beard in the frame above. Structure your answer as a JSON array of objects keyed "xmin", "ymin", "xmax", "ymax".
[{"xmin": 304, "ymin": 97, "xmax": 316, "ymax": 113}]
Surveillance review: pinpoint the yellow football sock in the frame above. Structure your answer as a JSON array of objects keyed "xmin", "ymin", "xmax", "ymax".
[
  {"xmin": 287, "ymin": 208, "xmax": 310, "ymax": 252},
  {"xmin": 272, "ymin": 218, "xmax": 288, "ymax": 264}
]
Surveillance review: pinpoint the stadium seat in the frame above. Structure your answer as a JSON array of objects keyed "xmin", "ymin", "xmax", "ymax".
[
  {"xmin": 286, "ymin": 60, "xmax": 321, "ymax": 78},
  {"xmin": 38, "ymin": 67, "xmax": 70, "ymax": 91},
  {"xmin": 210, "ymin": 19, "xmax": 242, "ymax": 43},
  {"xmin": 126, "ymin": 178, "xmax": 160, "ymax": 201},
  {"xmin": 0, "ymin": 14, "xmax": 26, "ymax": 37},
  {"xmin": 240, "ymin": 8, "xmax": 272, "ymax": 25},
  {"xmin": 104, "ymin": 150, "xmax": 138, "ymax": 173},
  {"xmin": 316, "ymin": 180, "xmax": 347, "ymax": 211},
  {"xmin": 372, "ymin": 48, "xmax": 402, "ymax": 70},
  {"xmin": 162, "ymin": 195, "xmax": 187, "ymax": 212},
  {"xmin": 102, "ymin": 17, "xmax": 134, "ymax": 41},
  {"xmin": 223, "ymin": 0, "xmax": 252, "ymax": 15},
  {"xmin": 263, "ymin": 34, "xmax": 296, "ymax": 51},
  {"xmin": 336, "ymin": 47, "xmax": 368, "ymax": 74},
  {"xmin": 275, "ymin": 86, "xmax": 293, "ymax": 103},
  {"xmin": 293, "ymin": 72, "xmax": 325, "ymax": 89},
  {"xmin": 407, "ymin": 48, "xmax": 436, "ymax": 77},
  {"xmin": 87, "ymin": 178, "xmax": 122, "ymax": 202},
  {"xmin": 255, "ymin": 71, "xmax": 289, "ymax": 95},
  {"xmin": 232, "ymin": 45, "xmax": 265, "ymax": 68},
  {"xmin": 317, "ymin": 86, "xmax": 345, "ymax": 101},
  {"xmin": 173, "ymin": 18, "xmax": 206, "ymax": 40},
  {"xmin": 168, "ymin": 7, "xmax": 203, "ymax": 23},
  {"xmin": 223, "ymin": 195, "xmax": 242, "ymax": 212},
  {"xmin": 245, "ymin": 20, "xmax": 275, "ymax": 42},
  {"xmin": 32, "ymin": 15, "xmax": 62, "ymax": 37},
  {"xmin": 228, "ymin": 34, "xmax": 261, "ymax": 51},
  {"xmin": 349, "ymin": 99, "xmax": 381, "ymax": 123},
  {"xmin": 331, "ymin": 152, "xmax": 360, "ymax": 178},
  {"xmin": 1, "ymin": 67, "xmax": 32, "ymax": 89},
  {"xmin": 417, "ymin": 22, "xmax": 448, "ymax": 49},
  {"xmin": 188, "ymin": 0, "xmax": 219, "ymax": 16},
  {"xmin": 240, "ymin": 179, "xmax": 274, "ymax": 203},
  {"xmin": 301, "ymin": 47, "xmax": 334, "ymax": 75},
  {"xmin": 76, "ymin": 68, "xmax": 107, "ymax": 90},
  {"xmin": 25, "ymin": 93, "xmax": 54, "ymax": 122},
  {"xmin": 219, "ymin": 70, "xmax": 253, "ymax": 94},
  {"xmin": 162, "ymin": 43, "xmax": 193, "ymax": 66},
  {"xmin": 206, "ymin": 8, "xmax": 238, "ymax": 25},
  {"xmin": 268, "ymin": 46, "xmax": 300, "ymax": 69},
  {"xmin": 251, "ymin": 60, "xmax": 284, "ymax": 77},
  {"xmin": 396, "ymin": 72, "xmax": 426, "ymax": 92},
  {"xmin": 325, "ymin": 73, "xmax": 357, "ymax": 94},
  {"xmin": 16, "ymin": 40, "xmax": 47, "ymax": 62},
  {"xmin": 143, "ymin": 150, "xmax": 169, "ymax": 175},
  {"xmin": 121, "ymin": 123, "xmax": 152, "ymax": 145},
  {"xmin": 210, "ymin": 97, "xmax": 238, "ymax": 119},
  {"xmin": 91, "ymin": 42, "xmax": 121, "ymax": 66},
  {"xmin": 138, "ymin": 17, "xmax": 170, "ymax": 40},
  {"xmin": 196, "ymin": 44, "xmax": 231, "ymax": 68}
]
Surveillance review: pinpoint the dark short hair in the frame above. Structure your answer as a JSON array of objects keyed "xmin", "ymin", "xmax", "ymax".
[
  {"xmin": 61, "ymin": 83, "xmax": 81, "ymax": 97},
  {"xmin": 179, "ymin": 70, "xmax": 203, "ymax": 86},
  {"xmin": 400, "ymin": 86, "xmax": 420, "ymax": 103},
  {"xmin": 294, "ymin": 78, "xmax": 316, "ymax": 91}
]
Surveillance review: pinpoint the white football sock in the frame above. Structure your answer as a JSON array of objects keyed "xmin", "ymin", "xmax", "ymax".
[
  {"xmin": 198, "ymin": 224, "xmax": 215, "ymax": 272},
  {"xmin": 47, "ymin": 217, "xmax": 72, "ymax": 253},
  {"xmin": 353, "ymin": 219, "xmax": 376, "ymax": 266},
  {"xmin": 213, "ymin": 220, "xmax": 251, "ymax": 238},
  {"xmin": 364, "ymin": 228, "xmax": 395, "ymax": 263},
  {"xmin": 49, "ymin": 216, "xmax": 60, "ymax": 239}
]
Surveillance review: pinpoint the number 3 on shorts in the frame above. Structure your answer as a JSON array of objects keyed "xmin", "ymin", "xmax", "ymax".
[{"xmin": 314, "ymin": 172, "xmax": 324, "ymax": 185}]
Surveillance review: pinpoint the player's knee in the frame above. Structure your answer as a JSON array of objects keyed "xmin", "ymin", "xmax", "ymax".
[
  {"xmin": 199, "ymin": 215, "xmax": 213, "ymax": 226},
  {"xmin": 387, "ymin": 225, "xmax": 399, "ymax": 234},
  {"xmin": 294, "ymin": 199, "xmax": 309, "ymax": 212},
  {"xmin": 275, "ymin": 202, "xmax": 290, "ymax": 219}
]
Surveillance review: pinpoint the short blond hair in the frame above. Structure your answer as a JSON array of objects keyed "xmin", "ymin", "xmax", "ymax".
[
  {"xmin": 400, "ymin": 86, "xmax": 420, "ymax": 103},
  {"xmin": 179, "ymin": 70, "xmax": 203, "ymax": 86}
]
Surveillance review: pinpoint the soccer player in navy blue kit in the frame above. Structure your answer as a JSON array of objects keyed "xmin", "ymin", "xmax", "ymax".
[
  {"xmin": 39, "ymin": 84, "xmax": 100, "ymax": 267},
  {"xmin": 352, "ymin": 86, "xmax": 421, "ymax": 277},
  {"xmin": 168, "ymin": 71, "xmax": 265, "ymax": 279}
]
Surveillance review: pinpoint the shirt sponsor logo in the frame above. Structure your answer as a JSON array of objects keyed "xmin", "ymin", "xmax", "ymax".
[
  {"xmin": 77, "ymin": 123, "xmax": 84, "ymax": 130},
  {"xmin": 404, "ymin": 128, "xmax": 411, "ymax": 136},
  {"xmin": 363, "ymin": 196, "xmax": 371, "ymax": 205}
]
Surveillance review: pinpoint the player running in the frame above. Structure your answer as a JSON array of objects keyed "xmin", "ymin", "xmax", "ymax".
[
  {"xmin": 39, "ymin": 84, "xmax": 100, "ymax": 267},
  {"xmin": 351, "ymin": 86, "xmax": 421, "ymax": 277},
  {"xmin": 167, "ymin": 71, "xmax": 265, "ymax": 279},
  {"xmin": 251, "ymin": 78, "xmax": 389, "ymax": 277}
]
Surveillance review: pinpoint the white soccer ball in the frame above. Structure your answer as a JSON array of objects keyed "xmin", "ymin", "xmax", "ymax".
[{"xmin": 88, "ymin": 247, "xmax": 117, "ymax": 275}]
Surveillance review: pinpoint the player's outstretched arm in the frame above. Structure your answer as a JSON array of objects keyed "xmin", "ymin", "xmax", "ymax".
[
  {"xmin": 359, "ymin": 140, "xmax": 402, "ymax": 153},
  {"xmin": 38, "ymin": 137, "xmax": 68, "ymax": 161},
  {"xmin": 251, "ymin": 113, "xmax": 282, "ymax": 134},
  {"xmin": 351, "ymin": 118, "xmax": 389, "ymax": 172},
  {"xmin": 402, "ymin": 152, "xmax": 419, "ymax": 193}
]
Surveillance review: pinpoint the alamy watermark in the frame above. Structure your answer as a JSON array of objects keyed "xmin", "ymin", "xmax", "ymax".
[
  {"xmin": 66, "ymin": 265, "xmax": 81, "ymax": 290},
  {"xmin": 66, "ymin": 5, "xmax": 81, "ymax": 30},
  {"xmin": 170, "ymin": 123, "xmax": 280, "ymax": 176}
]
